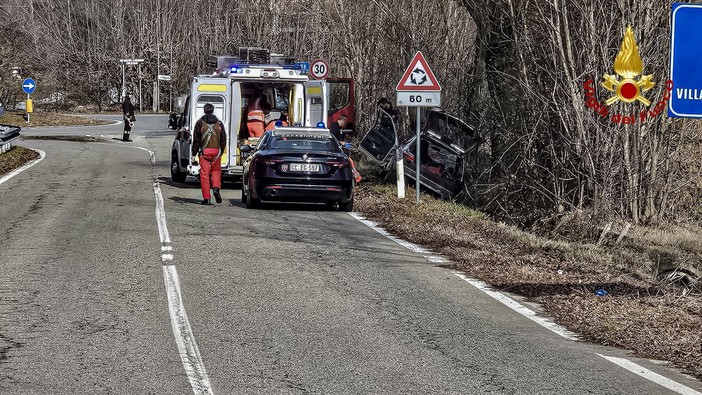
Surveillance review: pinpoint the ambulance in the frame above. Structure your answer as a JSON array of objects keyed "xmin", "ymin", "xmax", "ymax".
[{"xmin": 170, "ymin": 48, "xmax": 354, "ymax": 182}]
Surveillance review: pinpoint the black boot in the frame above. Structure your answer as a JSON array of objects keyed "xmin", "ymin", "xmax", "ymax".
[
  {"xmin": 213, "ymin": 188, "xmax": 222, "ymax": 204},
  {"xmin": 200, "ymin": 199, "xmax": 211, "ymax": 205}
]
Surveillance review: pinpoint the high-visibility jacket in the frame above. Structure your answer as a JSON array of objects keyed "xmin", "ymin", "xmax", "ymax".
[{"xmin": 247, "ymin": 110, "xmax": 265, "ymax": 137}]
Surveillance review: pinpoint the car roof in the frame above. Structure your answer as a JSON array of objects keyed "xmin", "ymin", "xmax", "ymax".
[{"xmin": 271, "ymin": 127, "xmax": 332, "ymax": 138}]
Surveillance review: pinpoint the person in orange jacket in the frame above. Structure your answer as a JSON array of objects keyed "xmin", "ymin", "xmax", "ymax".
[{"xmin": 246, "ymin": 96, "xmax": 266, "ymax": 138}]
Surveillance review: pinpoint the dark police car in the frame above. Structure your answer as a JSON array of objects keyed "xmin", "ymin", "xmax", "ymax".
[{"xmin": 241, "ymin": 127, "xmax": 354, "ymax": 210}]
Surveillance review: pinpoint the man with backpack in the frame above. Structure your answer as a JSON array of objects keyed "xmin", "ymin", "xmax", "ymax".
[{"xmin": 192, "ymin": 103, "xmax": 227, "ymax": 205}]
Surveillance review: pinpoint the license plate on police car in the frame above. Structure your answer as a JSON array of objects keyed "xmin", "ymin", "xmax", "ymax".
[{"xmin": 289, "ymin": 163, "xmax": 320, "ymax": 172}]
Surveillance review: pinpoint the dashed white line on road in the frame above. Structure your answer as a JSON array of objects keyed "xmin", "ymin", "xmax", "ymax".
[
  {"xmin": 599, "ymin": 355, "xmax": 701, "ymax": 395},
  {"xmin": 136, "ymin": 145, "xmax": 212, "ymax": 394},
  {"xmin": 0, "ymin": 148, "xmax": 46, "ymax": 186}
]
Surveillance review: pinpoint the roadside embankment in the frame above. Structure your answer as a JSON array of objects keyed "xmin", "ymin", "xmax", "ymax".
[
  {"xmin": 355, "ymin": 183, "xmax": 702, "ymax": 380},
  {"xmin": 0, "ymin": 111, "xmax": 112, "ymax": 127},
  {"xmin": 0, "ymin": 146, "xmax": 40, "ymax": 176}
]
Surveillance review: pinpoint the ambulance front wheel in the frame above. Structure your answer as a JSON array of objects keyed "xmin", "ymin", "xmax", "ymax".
[{"xmin": 171, "ymin": 153, "xmax": 187, "ymax": 183}]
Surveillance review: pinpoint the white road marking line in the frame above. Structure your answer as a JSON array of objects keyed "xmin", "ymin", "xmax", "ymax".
[
  {"xmin": 0, "ymin": 148, "xmax": 46, "ymax": 186},
  {"xmin": 349, "ymin": 211, "xmax": 702, "ymax": 392},
  {"xmin": 347, "ymin": 212, "xmax": 447, "ymax": 263},
  {"xmin": 348, "ymin": 210, "xmax": 584, "ymax": 339},
  {"xmin": 133, "ymin": 147, "xmax": 172, "ymax": 244},
  {"xmin": 152, "ymin": 168, "xmax": 171, "ymax": 243},
  {"xmin": 453, "ymin": 272, "xmax": 579, "ymax": 340},
  {"xmin": 133, "ymin": 145, "xmax": 212, "ymax": 394},
  {"xmin": 163, "ymin": 265, "xmax": 213, "ymax": 395},
  {"xmin": 598, "ymin": 355, "xmax": 702, "ymax": 395}
]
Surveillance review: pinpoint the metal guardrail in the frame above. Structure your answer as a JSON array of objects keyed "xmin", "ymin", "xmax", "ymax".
[{"xmin": 0, "ymin": 124, "xmax": 22, "ymax": 154}]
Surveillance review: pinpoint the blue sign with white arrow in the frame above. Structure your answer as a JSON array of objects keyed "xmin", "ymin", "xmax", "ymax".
[
  {"xmin": 22, "ymin": 78, "xmax": 36, "ymax": 94},
  {"xmin": 669, "ymin": 3, "xmax": 702, "ymax": 118}
]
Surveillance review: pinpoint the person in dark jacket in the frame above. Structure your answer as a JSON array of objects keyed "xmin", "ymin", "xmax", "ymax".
[
  {"xmin": 122, "ymin": 95, "xmax": 135, "ymax": 142},
  {"xmin": 329, "ymin": 115, "xmax": 347, "ymax": 142},
  {"xmin": 192, "ymin": 103, "xmax": 227, "ymax": 205}
]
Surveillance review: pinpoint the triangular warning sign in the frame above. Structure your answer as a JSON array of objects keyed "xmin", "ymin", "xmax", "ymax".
[{"xmin": 396, "ymin": 51, "xmax": 441, "ymax": 92}]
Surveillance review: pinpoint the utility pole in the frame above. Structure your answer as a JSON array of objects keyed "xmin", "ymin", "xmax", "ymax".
[
  {"xmin": 155, "ymin": 0, "xmax": 161, "ymax": 113},
  {"xmin": 169, "ymin": 40, "xmax": 173, "ymax": 112},
  {"xmin": 121, "ymin": 62, "xmax": 126, "ymax": 101},
  {"xmin": 138, "ymin": 63, "xmax": 143, "ymax": 112}
]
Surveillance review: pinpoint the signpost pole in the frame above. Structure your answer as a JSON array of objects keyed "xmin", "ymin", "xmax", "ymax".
[
  {"xmin": 415, "ymin": 107, "xmax": 421, "ymax": 203},
  {"xmin": 21, "ymin": 78, "xmax": 36, "ymax": 124},
  {"xmin": 395, "ymin": 51, "xmax": 441, "ymax": 204},
  {"xmin": 396, "ymin": 148, "xmax": 405, "ymax": 199},
  {"xmin": 121, "ymin": 62, "xmax": 126, "ymax": 101},
  {"xmin": 138, "ymin": 63, "xmax": 143, "ymax": 113}
]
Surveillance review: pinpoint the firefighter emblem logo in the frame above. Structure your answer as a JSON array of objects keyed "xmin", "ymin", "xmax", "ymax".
[{"xmin": 602, "ymin": 25, "xmax": 655, "ymax": 106}]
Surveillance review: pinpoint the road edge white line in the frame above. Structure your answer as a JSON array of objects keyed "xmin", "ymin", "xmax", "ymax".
[
  {"xmin": 348, "ymin": 211, "xmax": 578, "ymax": 339},
  {"xmin": 452, "ymin": 272, "xmax": 579, "ymax": 340},
  {"xmin": 164, "ymin": 265, "xmax": 213, "ymax": 395},
  {"xmin": 0, "ymin": 148, "xmax": 46, "ymax": 186},
  {"xmin": 598, "ymin": 355, "xmax": 701, "ymax": 395},
  {"xmin": 348, "ymin": 212, "xmax": 447, "ymax": 263},
  {"xmin": 348, "ymin": 211, "xmax": 702, "ymax": 393}
]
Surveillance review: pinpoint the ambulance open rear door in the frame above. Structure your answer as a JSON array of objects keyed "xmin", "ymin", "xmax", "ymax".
[{"xmin": 190, "ymin": 79, "xmax": 230, "ymax": 168}]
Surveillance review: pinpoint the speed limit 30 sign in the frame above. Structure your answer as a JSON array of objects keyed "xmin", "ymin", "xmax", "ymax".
[{"xmin": 310, "ymin": 59, "xmax": 329, "ymax": 80}]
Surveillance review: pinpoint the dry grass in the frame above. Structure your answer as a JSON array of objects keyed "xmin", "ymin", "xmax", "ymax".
[
  {"xmin": 355, "ymin": 183, "xmax": 702, "ymax": 380},
  {"xmin": 0, "ymin": 111, "xmax": 111, "ymax": 127},
  {"xmin": 0, "ymin": 146, "xmax": 40, "ymax": 175}
]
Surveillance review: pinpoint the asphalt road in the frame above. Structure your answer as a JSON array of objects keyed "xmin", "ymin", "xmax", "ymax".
[{"xmin": 1, "ymin": 115, "xmax": 700, "ymax": 394}]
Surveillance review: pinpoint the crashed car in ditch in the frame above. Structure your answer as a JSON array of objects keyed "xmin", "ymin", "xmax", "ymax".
[{"xmin": 359, "ymin": 108, "xmax": 479, "ymax": 200}]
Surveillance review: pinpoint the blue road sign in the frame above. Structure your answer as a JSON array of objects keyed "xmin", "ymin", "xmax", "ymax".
[
  {"xmin": 669, "ymin": 3, "xmax": 702, "ymax": 118},
  {"xmin": 22, "ymin": 78, "xmax": 36, "ymax": 94}
]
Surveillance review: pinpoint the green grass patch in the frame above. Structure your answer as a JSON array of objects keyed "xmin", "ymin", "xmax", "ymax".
[{"xmin": 0, "ymin": 146, "xmax": 40, "ymax": 175}]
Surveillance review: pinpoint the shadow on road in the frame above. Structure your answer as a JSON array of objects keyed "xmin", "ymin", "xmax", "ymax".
[
  {"xmin": 22, "ymin": 135, "xmax": 104, "ymax": 142},
  {"xmin": 231, "ymin": 200, "xmax": 338, "ymax": 212},
  {"xmin": 168, "ymin": 196, "xmax": 204, "ymax": 205}
]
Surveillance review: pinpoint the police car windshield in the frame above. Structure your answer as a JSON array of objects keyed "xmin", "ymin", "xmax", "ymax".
[{"xmin": 267, "ymin": 135, "xmax": 341, "ymax": 153}]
